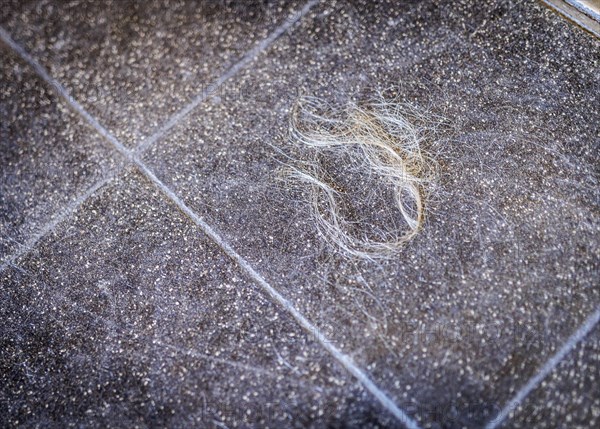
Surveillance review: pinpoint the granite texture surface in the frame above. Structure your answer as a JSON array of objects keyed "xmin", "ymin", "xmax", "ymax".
[
  {"xmin": 0, "ymin": 168, "xmax": 392, "ymax": 428},
  {"xmin": 506, "ymin": 326, "xmax": 600, "ymax": 428},
  {"xmin": 0, "ymin": 0, "xmax": 302, "ymax": 146},
  {"xmin": 0, "ymin": 45, "xmax": 120, "ymax": 262},
  {"xmin": 1, "ymin": 0, "xmax": 599, "ymax": 428},
  {"xmin": 143, "ymin": 1, "xmax": 600, "ymax": 426}
]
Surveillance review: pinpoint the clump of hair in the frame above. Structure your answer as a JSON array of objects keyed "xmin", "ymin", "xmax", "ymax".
[{"xmin": 283, "ymin": 94, "xmax": 438, "ymax": 260}]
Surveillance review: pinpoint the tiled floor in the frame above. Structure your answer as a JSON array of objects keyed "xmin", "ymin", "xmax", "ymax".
[
  {"xmin": 0, "ymin": 46, "xmax": 121, "ymax": 259},
  {"xmin": 1, "ymin": 1, "xmax": 599, "ymax": 428},
  {"xmin": 507, "ymin": 324, "xmax": 600, "ymax": 428}
]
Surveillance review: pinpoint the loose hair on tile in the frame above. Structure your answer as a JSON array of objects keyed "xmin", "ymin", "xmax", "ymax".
[{"xmin": 284, "ymin": 94, "xmax": 438, "ymax": 260}]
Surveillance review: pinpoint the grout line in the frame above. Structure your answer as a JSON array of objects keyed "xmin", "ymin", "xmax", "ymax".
[
  {"xmin": 0, "ymin": 169, "xmax": 119, "ymax": 273},
  {"xmin": 0, "ymin": 26, "xmax": 131, "ymax": 273},
  {"xmin": 0, "ymin": 7, "xmax": 421, "ymax": 429},
  {"xmin": 485, "ymin": 305, "xmax": 600, "ymax": 429},
  {"xmin": 134, "ymin": 161, "xmax": 422, "ymax": 429},
  {"xmin": 134, "ymin": 0, "xmax": 319, "ymax": 156},
  {"xmin": 0, "ymin": 0, "xmax": 316, "ymax": 270},
  {"xmin": 0, "ymin": 27, "xmax": 132, "ymax": 161}
]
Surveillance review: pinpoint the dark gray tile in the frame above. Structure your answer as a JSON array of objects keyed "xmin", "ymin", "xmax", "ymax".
[
  {"xmin": 143, "ymin": 1, "xmax": 600, "ymax": 427},
  {"xmin": 0, "ymin": 44, "xmax": 120, "ymax": 262},
  {"xmin": 503, "ymin": 325, "xmax": 600, "ymax": 428},
  {"xmin": 0, "ymin": 0, "xmax": 303, "ymax": 147},
  {"xmin": 0, "ymin": 168, "xmax": 393, "ymax": 428}
]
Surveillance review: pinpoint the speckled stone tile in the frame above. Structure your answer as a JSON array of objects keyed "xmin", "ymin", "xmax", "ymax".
[
  {"xmin": 143, "ymin": 0, "xmax": 600, "ymax": 427},
  {"xmin": 0, "ymin": 0, "xmax": 303, "ymax": 147},
  {"xmin": 0, "ymin": 43, "xmax": 119, "ymax": 262},
  {"xmin": 0, "ymin": 167, "xmax": 394, "ymax": 428},
  {"xmin": 503, "ymin": 326, "xmax": 600, "ymax": 428}
]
